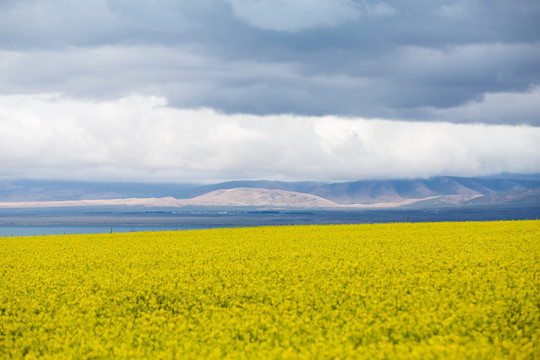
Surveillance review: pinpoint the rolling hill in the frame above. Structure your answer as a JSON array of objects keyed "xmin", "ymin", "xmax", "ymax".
[{"xmin": 0, "ymin": 175, "xmax": 539, "ymax": 208}]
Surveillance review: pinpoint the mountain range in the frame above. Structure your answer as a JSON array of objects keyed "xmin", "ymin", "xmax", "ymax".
[{"xmin": 1, "ymin": 175, "xmax": 539, "ymax": 209}]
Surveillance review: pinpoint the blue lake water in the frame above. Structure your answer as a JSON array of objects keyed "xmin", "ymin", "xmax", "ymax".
[{"xmin": 0, "ymin": 225, "xmax": 218, "ymax": 237}]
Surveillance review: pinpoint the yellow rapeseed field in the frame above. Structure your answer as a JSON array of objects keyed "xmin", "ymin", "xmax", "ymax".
[{"xmin": 0, "ymin": 221, "xmax": 538, "ymax": 359}]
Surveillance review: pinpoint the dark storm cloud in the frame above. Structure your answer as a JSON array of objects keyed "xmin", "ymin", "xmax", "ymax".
[{"xmin": 0, "ymin": 0, "xmax": 539, "ymax": 124}]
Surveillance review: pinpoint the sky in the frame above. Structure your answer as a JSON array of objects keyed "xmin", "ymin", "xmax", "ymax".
[{"xmin": 0, "ymin": 0, "xmax": 539, "ymax": 183}]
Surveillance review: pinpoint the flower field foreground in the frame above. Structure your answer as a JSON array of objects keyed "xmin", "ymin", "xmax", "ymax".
[{"xmin": 1, "ymin": 221, "xmax": 538, "ymax": 359}]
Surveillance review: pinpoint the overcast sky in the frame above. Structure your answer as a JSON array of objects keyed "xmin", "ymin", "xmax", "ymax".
[{"xmin": 1, "ymin": 0, "xmax": 539, "ymax": 183}]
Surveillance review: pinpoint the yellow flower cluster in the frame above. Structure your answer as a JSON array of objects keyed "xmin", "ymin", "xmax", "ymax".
[{"xmin": 1, "ymin": 221, "xmax": 538, "ymax": 359}]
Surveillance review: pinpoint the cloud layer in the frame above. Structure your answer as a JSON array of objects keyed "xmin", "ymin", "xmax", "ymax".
[
  {"xmin": 0, "ymin": 0, "xmax": 539, "ymax": 124},
  {"xmin": 1, "ymin": 1, "xmax": 539, "ymax": 182},
  {"xmin": 1, "ymin": 94, "xmax": 538, "ymax": 182}
]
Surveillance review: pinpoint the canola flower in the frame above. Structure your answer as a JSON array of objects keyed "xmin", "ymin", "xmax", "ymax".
[{"xmin": 0, "ymin": 221, "xmax": 538, "ymax": 359}]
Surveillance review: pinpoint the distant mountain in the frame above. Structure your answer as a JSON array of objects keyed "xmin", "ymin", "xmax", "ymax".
[
  {"xmin": 183, "ymin": 188, "xmax": 338, "ymax": 207},
  {"xmin": 0, "ymin": 189, "xmax": 463, "ymax": 209},
  {"xmin": 186, "ymin": 177, "xmax": 540, "ymax": 207},
  {"xmin": 1, "ymin": 176, "xmax": 539, "ymax": 208},
  {"xmin": 0, "ymin": 180, "xmax": 200, "ymax": 201},
  {"xmin": 464, "ymin": 186, "xmax": 540, "ymax": 206}
]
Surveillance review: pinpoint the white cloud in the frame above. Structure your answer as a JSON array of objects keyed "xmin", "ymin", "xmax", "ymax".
[
  {"xmin": 1, "ymin": 93, "xmax": 539, "ymax": 182},
  {"xmin": 420, "ymin": 85, "xmax": 540, "ymax": 125},
  {"xmin": 224, "ymin": 0, "xmax": 397, "ymax": 31},
  {"xmin": 363, "ymin": 2, "xmax": 397, "ymax": 17},
  {"xmin": 438, "ymin": 3, "xmax": 470, "ymax": 21},
  {"xmin": 225, "ymin": 0, "xmax": 363, "ymax": 31}
]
